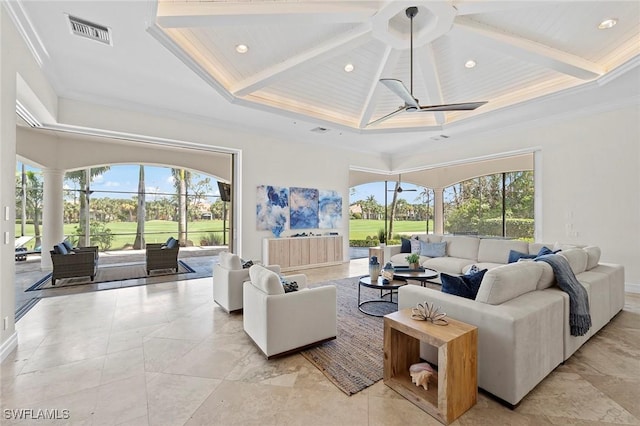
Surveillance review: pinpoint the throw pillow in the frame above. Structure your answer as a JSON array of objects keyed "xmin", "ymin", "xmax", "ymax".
[
  {"xmin": 62, "ymin": 240, "xmax": 73, "ymax": 251},
  {"xmin": 54, "ymin": 243, "xmax": 68, "ymax": 255},
  {"xmin": 280, "ymin": 277, "xmax": 298, "ymax": 293},
  {"xmin": 441, "ymin": 269, "xmax": 488, "ymax": 300},
  {"xmin": 241, "ymin": 259, "xmax": 254, "ymax": 269},
  {"xmin": 466, "ymin": 264, "xmax": 480, "ymax": 275},
  {"xmin": 166, "ymin": 237, "xmax": 178, "ymax": 249},
  {"xmin": 508, "ymin": 250, "xmax": 536, "ymax": 263},
  {"xmin": 419, "ymin": 241, "xmax": 446, "ymax": 257},
  {"xmin": 537, "ymin": 246, "xmax": 560, "ymax": 256},
  {"xmin": 410, "ymin": 238, "xmax": 421, "ymax": 254},
  {"xmin": 400, "ymin": 238, "xmax": 411, "ymax": 254}
]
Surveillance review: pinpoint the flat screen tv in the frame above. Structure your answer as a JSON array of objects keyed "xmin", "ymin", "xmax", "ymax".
[{"xmin": 217, "ymin": 182, "xmax": 231, "ymax": 202}]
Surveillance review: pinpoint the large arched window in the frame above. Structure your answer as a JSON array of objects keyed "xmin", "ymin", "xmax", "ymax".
[{"xmin": 443, "ymin": 171, "xmax": 534, "ymax": 240}]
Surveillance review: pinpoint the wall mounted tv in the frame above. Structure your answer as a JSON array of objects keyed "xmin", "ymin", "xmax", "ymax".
[{"xmin": 218, "ymin": 182, "xmax": 231, "ymax": 202}]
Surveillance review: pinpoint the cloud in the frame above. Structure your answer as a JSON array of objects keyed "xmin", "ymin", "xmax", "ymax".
[{"xmin": 103, "ymin": 181, "xmax": 120, "ymax": 187}]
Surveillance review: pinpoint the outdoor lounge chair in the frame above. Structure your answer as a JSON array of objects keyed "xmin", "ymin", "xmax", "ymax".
[
  {"xmin": 50, "ymin": 243, "xmax": 97, "ymax": 285},
  {"xmin": 145, "ymin": 237, "xmax": 180, "ymax": 274}
]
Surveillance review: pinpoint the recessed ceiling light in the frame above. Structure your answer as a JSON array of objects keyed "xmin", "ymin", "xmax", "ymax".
[
  {"xmin": 235, "ymin": 44, "xmax": 249, "ymax": 53},
  {"xmin": 598, "ymin": 18, "xmax": 617, "ymax": 30},
  {"xmin": 464, "ymin": 59, "xmax": 476, "ymax": 69},
  {"xmin": 344, "ymin": 63, "xmax": 354, "ymax": 73}
]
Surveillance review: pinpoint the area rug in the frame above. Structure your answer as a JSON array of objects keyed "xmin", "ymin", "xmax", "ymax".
[
  {"xmin": 27, "ymin": 260, "xmax": 195, "ymax": 291},
  {"xmin": 300, "ymin": 276, "xmax": 390, "ymax": 396}
]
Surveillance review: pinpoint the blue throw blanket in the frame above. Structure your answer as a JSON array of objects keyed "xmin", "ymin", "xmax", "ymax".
[{"xmin": 536, "ymin": 254, "xmax": 591, "ymax": 336}]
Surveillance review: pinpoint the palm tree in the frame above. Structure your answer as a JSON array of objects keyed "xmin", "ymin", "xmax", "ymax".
[
  {"xmin": 133, "ymin": 165, "xmax": 145, "ymax": 249},
  {"xmin": 171, "ymin": 168, "xmax": 191, "ymax": 246},
  {"xmin": 65, "ymin": 166, "xmax": 110, "ymax": 246}
]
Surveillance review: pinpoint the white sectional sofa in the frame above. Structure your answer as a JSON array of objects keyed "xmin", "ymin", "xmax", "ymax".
[{"xmin": 389, "ymin": 234, "xmax": 625, "ymax": 406}]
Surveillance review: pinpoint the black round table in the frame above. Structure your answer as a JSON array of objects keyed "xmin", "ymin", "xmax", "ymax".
[
  {"xmin": 358, "ymin": 275, "xmax": 406, "ymax": 317},
  {"xmin": 393, "ymin": 268, "xmax": 439, "ymax": 286}
]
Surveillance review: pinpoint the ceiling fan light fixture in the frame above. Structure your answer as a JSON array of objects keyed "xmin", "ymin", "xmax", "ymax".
[
  {"xmin": 465, "ymin": 59, "xmax": 477, "ymax": 69},
  {"xmin": 344, "ymin": 63, "xmax": 354, "ymax": 73},
  {"xmin": 598, "ymin": 18, "xmax": 617, "ymax": 29},
  {"xmin": 235, "ymin": 44, "xmax": 249, "ymax": 53}
]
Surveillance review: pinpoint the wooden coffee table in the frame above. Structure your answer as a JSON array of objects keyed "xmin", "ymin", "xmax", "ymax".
[
  {"xmin": 393, "ymin": 268, "xmax": 438, "ymax": 286},
  {"xmin": 358, "ymin": 275, "xmax": 406, "ymax": 317}
]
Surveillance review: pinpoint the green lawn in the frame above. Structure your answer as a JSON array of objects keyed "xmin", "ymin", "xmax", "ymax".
[
  {"xmin": 16, "ymin": 218, "xmax": 428, "ymax": 250},
  {"xmin": 349, "ymin": 219, "xmax": 432, "ymax": 240}
]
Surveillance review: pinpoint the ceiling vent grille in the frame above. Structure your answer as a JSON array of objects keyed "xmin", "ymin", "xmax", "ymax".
[
  {"xmin": 68, "ymin": 15, "xmax": 111, "ymax": 45},
  {"xmin": 310, "ymin": 127, "xmax": 330, "ymax": 134}
]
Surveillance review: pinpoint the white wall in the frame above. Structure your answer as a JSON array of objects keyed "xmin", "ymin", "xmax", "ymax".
[{"xmin": 393, "ymin": 105, "xmax": 640, "ymax": 289}]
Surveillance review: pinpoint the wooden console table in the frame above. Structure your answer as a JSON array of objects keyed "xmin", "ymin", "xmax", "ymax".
[
  {"xmin": 383, "ymin": 308, "xmax": 477, "ymax": 424},
  {"xmin": 262, "ymin": 235, "xmax": 343, "ymax": 271}
]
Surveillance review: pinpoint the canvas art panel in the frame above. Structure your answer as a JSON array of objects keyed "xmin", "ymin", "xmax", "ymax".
[
  {"xmin": 256, "ymin": 185, "xmax": 289, "ymax": 237},
  {"xmin": 319, "ymin": 190, "xmax": 342, "ymax": 229},
  {"xmin": 289, "ymin": 187, "xmax": 319, "ymax": 229}
]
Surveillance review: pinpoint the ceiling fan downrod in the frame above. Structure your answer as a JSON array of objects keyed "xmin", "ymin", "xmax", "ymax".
[{"xmin": 406, "ymin": 7, "xmax": 418, "ymax": 97}]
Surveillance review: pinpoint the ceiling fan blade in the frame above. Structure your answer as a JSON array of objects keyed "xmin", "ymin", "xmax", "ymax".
[
  {"xmin": 418, "ymin": 101, "xmax": 488, "ymax": 112},
  {"xmin": 366, "ymin": 105, "xmax": 406, "ymax": 127},
  {"xmin": 380, "ymin": 79, "xmax": 419, "ymax": 109}
]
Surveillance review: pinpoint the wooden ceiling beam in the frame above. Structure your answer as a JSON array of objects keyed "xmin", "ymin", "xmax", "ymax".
[
  {"xmin": 231, "ymin": 25, "xmax": 372, "ymax": 97},
  {"xmin": 415, "ymin": 44, "xmax": 446, "ymax": 125},
  {"xmin": 157, "ymin": 2, "xmax": 376, "ymax": 28},
  {"xmin": 452, "ymin": 17, "xmax": 603, "ymax": 80},
  {"xmin": 358, "ymin": 46, "xmax": 401, "ymax": 128}
]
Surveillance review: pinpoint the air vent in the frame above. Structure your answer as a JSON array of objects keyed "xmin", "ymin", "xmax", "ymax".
[
  {"xmin": 310, "ymin": 127, "xmax": 330, "ymax": 134},
  {"xmin": 68, "ymin": 15, "xmax": 111, "ymax": 45},
  {"xmin": 430, "ymin": 134, "xmax": 450, "ymax": 141},
  {"xmin": 16, "ymin": 101, "xmax": 41, "ymax": 128}
]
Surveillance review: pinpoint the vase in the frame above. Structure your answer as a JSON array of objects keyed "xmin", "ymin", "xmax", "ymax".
[
  {"xmin": 369, "ymin": 256, "xmax": 380, "ymax": 281},
  {"xmin": 410, "ymin": 262, "xmax": 419, "ymax": 270}
]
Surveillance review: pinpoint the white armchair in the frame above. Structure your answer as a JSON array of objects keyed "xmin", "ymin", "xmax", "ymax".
[
  {"xmin": 243, "ymin": 264, "xmax": 337, "ymax": 358},
  {"xmin": 213, "ymin": 251, "xmax": 280, "ymax": 313}
]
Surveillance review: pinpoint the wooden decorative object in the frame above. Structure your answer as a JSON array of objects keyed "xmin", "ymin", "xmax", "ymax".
[{"xmin": 384, "ymin": 308, "xmax": 478, "ymax": 424}]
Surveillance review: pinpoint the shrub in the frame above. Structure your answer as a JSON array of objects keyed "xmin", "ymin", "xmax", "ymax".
[{"xmin": 350, "ymin": 239, "xmax": 380, "ymax": 247}]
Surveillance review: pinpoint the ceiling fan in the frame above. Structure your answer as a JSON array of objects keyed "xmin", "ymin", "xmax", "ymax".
[
  {"xmin": 387, "ymin": 175, "xmax": 417, "ymax": 193},
  {"xmin": 368, "ymin": 6, "xmax": 488, "ymax": 127}
]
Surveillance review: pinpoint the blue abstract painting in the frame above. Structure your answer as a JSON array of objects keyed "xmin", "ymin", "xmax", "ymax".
[
  {"xmin": 318, "ymin": 190, "xmax": 342, "ymax": 229},
  {"xmin": 256, "ymin": 185, "xmax": 289, "ymax": 237},
  {"xmin": 289, "ymin": 187, "xmax": 319, "ymax": 229}
]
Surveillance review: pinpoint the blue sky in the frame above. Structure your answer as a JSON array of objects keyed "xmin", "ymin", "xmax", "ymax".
[{"xmin": 18, "ymin": 162, "xmax": 428, "ymax": 205}]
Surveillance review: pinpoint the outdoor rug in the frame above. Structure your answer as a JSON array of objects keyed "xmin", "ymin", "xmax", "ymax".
[
  {"xmin": 27, "ymin": 260, "xmax": 196, "ymax": 291},
  {"xmin": 300, "ymin": 276, "xmax": 393, "ymax": 396}
]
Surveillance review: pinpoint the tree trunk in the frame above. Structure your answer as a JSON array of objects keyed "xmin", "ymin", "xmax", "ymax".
[
  {"xmin": 387, "ymin": 180, "xmax": 400, "ymax": 241},
  {"xmin": 133, "ymin": 165, "xmax": 146, "ymax": 249}
]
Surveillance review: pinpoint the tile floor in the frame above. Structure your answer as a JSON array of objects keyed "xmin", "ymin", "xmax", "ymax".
[{"xmin": 2, "ymin": 259, "xmax": 640, "ymax": 425}]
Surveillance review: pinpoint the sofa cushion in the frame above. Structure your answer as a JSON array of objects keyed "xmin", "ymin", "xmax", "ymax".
[
  {"xmin": 442, "ymin": 236, "xmax": 480, "ymax": 260},
  {"xmin": 441, "ymin": 269, "xmax": 487, "ymax": 300},
  {"xmin": 424, "ymin": 257, "xmax": 476, "ymax": 275},
  {"xmin": 400, "ymin": 238, "xmax": 411, "ymax": 253},
  {"xmin": 219, "ymin": 251, "xmax": 242, "ymax": 270},
  {"xmin": 536, "ymin": 261, "xmax": 556, "ymax": 290},
  {"xmin": 419, "ymin": 241, "xmax": 446, "ymax": 257},
  {"xmin": 559, "ymin": 248, "xmax": 588, "ymax": 275},
  {"xmin": 249, "ymin": 265, "xmax": 284, "ymax": 295},
  {"xmin": 475, "ymin": 262, "xmax": 543, "ymax": 305},
  {"xmin": 478, "ymin": 239, "xmax": 528, "ymax": 264},
  {"xmin": 584, "ymin": 246, "xmax": 601, "ymax": 270}
]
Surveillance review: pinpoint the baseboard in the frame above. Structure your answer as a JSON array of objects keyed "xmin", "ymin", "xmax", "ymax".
[
  {"xmin": 0, "ymin": 331, "xmax": 18, "ymax": 362},
  {"xmin": 625, "ymin": 282, "xmax": 640, "ymax": 294}
]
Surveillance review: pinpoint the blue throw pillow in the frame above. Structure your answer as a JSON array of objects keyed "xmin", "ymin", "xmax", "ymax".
[
  {"xmin": 165, "ymin": 237, "xmax": 178, "ymax": 249},
  {"xmin": 400, "ymin": 238, "xmax": 411, "ymax": 254},
  {"xmin": 62, "ymin": 240, "xmax": 73, "ymax": 251},
  {"xmin": 54, "ymin": 243, "xmax": 68, "ymax": 255},
  {"xmin": 537, "ymin": 246, "xmax": 561, "ymax": 256},
  {"xmin": 508, "ymin": 249, "xmax": 536, "ymax": 263},
  {"xmin": 441, "ymin": 269, "xmax": 487, "ymax": 300},
  {"xmin": 419, "ymin": 241, "xmax": 446, "ymax": 257}
]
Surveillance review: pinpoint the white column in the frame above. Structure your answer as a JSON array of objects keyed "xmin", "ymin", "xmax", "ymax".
[
  {"xmin": 434, "ymin": 188, "xmax": 444, "ymax": 235},
  {"xmin": 41, "ymin": 169, "xmax": 65, "ymax": 270}
]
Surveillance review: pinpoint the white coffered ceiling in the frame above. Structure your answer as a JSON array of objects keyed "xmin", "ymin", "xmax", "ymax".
[{"xmin": 8, "ymin": 0, "xmax": 640, "ymax": 155}]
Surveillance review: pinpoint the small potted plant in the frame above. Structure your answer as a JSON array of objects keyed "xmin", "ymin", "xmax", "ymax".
[{"xmin": 406, "ymin": 253, "xmax": 421, "ymax": 269}]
